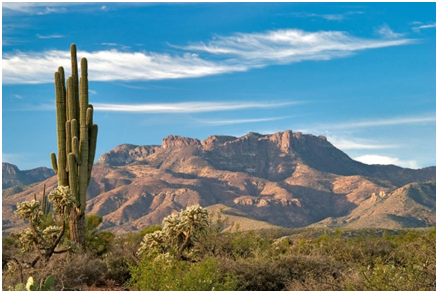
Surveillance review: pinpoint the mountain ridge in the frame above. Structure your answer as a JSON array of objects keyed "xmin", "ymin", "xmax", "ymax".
[{"xmin": 2, "ymin": 130, "xmax": 435, "ymax": 234}]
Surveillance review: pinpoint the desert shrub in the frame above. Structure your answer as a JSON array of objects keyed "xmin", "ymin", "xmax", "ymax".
[
  {"xmin": 85, "ymin": 214, "xmax": 115, "ymax": 256},
  {"xmin": 3, "ymin": 252, "xmax": 106, "ymax": 291},
  {"xmin": 128, "ymin": 255, "xmax": 238, "ymax": 291},
  {"xmin": 361, "ymin": 229, "xmax": 436, "ymax": 291},
  {"xmin": 220, "ymin": 253, "xmax": 348, "ymax": 291},
  {"xmin": 100, "ymin": 225, "xmax": 162, "ymax": 285},
  {"xmin": 31, "ymin": 252, "xmax": 106, "ymax": 290}
]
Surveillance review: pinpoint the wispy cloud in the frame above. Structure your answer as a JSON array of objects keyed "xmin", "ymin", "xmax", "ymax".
[
  {"xmin": 3, "ymin": 28, "xmax": 416, "ymax": 84},
  {"xmin": 354, "ymin": 154, "xmax": 419, "ymax": 169},
  {"xmin": 183, "ymin": 29, "xmax": 415, "ymax": 65},
  {"xmin": 2, "ymin": 50, "xmax": 247, "ymax": 84},
  {"xmin": 290, "ymin": 11, "xmax": 364, "ymax": 21},
  {"xmin": 321, "ymin": 115, "xmax": 435, "ymax": 130},
  {"xmin": 36, "ymin": 33, "xmax": 64, "ymax": 39},
  {"xmin": 93, "ymin": 101, "xmax": 298, "ymax": 113},
  {"xmin": 327, "ymin": 136, "xmax": 398, "ymax": 150},
  {"xmin": 375, "ymin": 24, "xmax": 404, "ymax": 39},
  {"xmin": 412, "ymin": 23, "xmax": 436, "ymax": 32},
  {"xmin": 198, "ymin": 116, "xmax": 292, "ymax": 126}
]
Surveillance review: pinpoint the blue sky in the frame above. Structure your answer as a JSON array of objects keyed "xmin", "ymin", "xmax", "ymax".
[{"xmin": 2, "ymin": 2, "xmax": 436, "ymax": 170}]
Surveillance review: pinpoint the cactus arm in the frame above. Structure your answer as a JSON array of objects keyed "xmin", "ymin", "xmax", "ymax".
[
  {"xmin": 87, "ymin": 124, "xmax": 98, "ymax": 185},
  {"xmin": 65, "ymin": 121, "xmax": 71, "ymax": 170},
  {"xmin": 50, "ymin": 153, "xmax": 58, "ymax": 174},
  {"xmin": 67, "ymin": 77, "xmax": 78, "ymax": 123},
  {"xmin": 54, "ymin": 72, "xmax": 68, "ymax": 186},
  {"xmin": 70, "ymin": 44, "xmax": 80, "ymax": 122},
  {"xmin": 86, "ymin": 106, "xmax": 93, "ymax": 127},
  {"xmin": 59, "ymin": 67, "xmax": 67, "ymax": 121},
  {"xmin": 71, "ymin": 119, "xmax": 79, "ymax": 146},
  {"xmin": 78, "ymin": 57, "xmax": 89, "ymax": 214},
  {"xmin": 68, "ymin": 153, "xmax": 79, "ymax": 204},
  {"xmin": 72, "ymin": 136, "xmax": 81, "ymax": 165}
]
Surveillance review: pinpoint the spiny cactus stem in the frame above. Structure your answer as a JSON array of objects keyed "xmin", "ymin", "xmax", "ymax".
[
  {"xmin": 54, "ymin": 72, "xmax": 68, "ymax": 186},
  {"xmin": 50, "ymin": 153, "xmax": 58, "ymax": 174}
]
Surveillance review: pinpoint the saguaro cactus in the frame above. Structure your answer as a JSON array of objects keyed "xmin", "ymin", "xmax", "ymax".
[{"xmin": 50, "ymin": 44, "xmax": 98, "ymax": 249}]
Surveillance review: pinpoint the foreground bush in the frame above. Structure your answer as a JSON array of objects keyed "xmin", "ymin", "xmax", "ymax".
[{"xmin": 128, "ymin": 255, "xmax": 238, "ymax": 291}]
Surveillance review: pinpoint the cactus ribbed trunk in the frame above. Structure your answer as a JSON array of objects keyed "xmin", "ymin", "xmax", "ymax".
[{"xmin": 51, "ymin": 44, "xmax": 98, "ymax": 249}]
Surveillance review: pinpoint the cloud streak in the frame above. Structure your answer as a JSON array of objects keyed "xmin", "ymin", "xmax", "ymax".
[
  {"xmin": 321, "ymin": 115, "xmax": 435, "ymax": 130},
  {"xmin": 3, "ymin": 29, "xmax": 416, "ymax": 84},
  {"xmin": 2, "ymin": 50, "xmax": 248, "ymax": 84},
  {"xmin": 412, "ymin": 23, "xmax": 436, "ymax": 32},
  {"xmin": 183, "ymin": 29, "xmax": 415, "ymax": 64},
  {"xmin": 354, "ymin": 154, "xmax": 419, "ymax": 169},
  {"xmin": 198, "ymin": 116, "xmax": 292, "ymax": 126},
  {"xmin": 36, "ymin": 33, "xmax": 64, "ymax": 39},
  {"xmin": 290, "ymin": 11, "xmax": 364, "ymax": 21},
  {"xmin": 93, "ymin": 101, "xmax": 298, "ymax": 113},
  {"xmin": 327, "ymin": 136, "xmax": 397, "ymax": 150}
]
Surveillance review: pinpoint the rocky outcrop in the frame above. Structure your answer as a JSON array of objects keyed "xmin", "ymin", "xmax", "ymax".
[
  {"xmin": 2, "ymin": 163, "xmax": 55, "ymax": 189},
  {"xmin": 97, "ymin": 144, "xmax": 160, "ymax": 166},
  {"xmin": 162, "ymin": 135, "xmax": 201, "ymax": 149},
  {"xmin": 201, "ymin": 135, "xmax": 237, "ymax": 150}
]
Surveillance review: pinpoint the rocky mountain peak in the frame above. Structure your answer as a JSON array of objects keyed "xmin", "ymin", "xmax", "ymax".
[
  {"xmin": 162, "ymin": 135, "xmax": 201, "ymax": 149},
  {"xmin": 2, "ymin": 162, "xmax": 19, "ymax": 175}
]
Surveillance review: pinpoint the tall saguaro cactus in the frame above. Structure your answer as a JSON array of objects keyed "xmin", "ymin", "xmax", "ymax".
[{"xmin": 50, "ymin": 44, "xmax": 98, "ymax": 249}]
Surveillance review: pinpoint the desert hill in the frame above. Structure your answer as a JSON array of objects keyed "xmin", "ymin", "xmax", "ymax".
[
  {"xmin": 2, "ymin": 163, "xmax": 55, "ymax": 189},
  {"xmin": 2, "ymin": 130, "xmax": 435, "ymax": 234}
]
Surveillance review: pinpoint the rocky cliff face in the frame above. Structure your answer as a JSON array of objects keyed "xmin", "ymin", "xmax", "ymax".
[
  {"xmin": 3, "ymin": 130, "xmax": 436, "ymax": 234},
  {"xmin": 2, "ymin": 163, "xmax": 55, "ymax": 189},
  {"xmin": 97, "ymin": 144, "xmax": 160, "ymax": 166},
  {"xmin": 162, "ymin": 135, "xmax": 201, "ymax": 149}
]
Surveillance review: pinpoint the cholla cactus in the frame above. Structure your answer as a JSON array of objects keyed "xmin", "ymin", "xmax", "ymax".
[
  {"xmin": 15, "ymin": 200, "xmax": 43, "ymax": 224},
  {"xmin": 13, "ymin": 186, "xmax": 77, "ymax": 266},
  {"xmin": 47, "ymin": 185, "xmax": 76, "ymax": 214},
  {"xmin": 19, "ymin": 229, "xmax": 36, "ymax": 253},
  {"xmin": 137, "ymin": 230, "xmax": 166, "ymax": 256},
  {"xmin": 137, "ymin": 205, "xmax": 210, "ymax": 260}
]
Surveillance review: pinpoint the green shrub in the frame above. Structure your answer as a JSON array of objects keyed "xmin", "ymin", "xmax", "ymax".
[
  {"xmin": 85, "ymin": 214, "xmax": 115, "ymax": 256},
  {"xmin": 128, "ymin": 256, "xmax": 238, "ymax": 291}
]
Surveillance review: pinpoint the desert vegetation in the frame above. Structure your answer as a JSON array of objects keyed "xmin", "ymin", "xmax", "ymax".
[{"xmin": 2, "ymin": 205, "xmax": 436, "ymax": 290}]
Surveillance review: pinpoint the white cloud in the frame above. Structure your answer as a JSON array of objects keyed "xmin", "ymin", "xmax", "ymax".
[
  {"xmin": 354, "ymin": 154, "xmax": 419, "ymax": 169},
  {"xmin": 93, "ymin": 101, "xmax": 298, "ymax": 113},
  {"xmin": 322, "ymin": 115, "xmax": 436, "ymax": 130},
  {"xmin": 3, "ymin": 28, "xmax": 416, "ymax": 84},
  {"xmin": 412, "ymin": 23, "xmax": 436, "ymax": 32},
  {"xmin": 2, "ymin": 50, "xmax": 248, "ymax": 84},
  {"xmin": 327, "ymin": 136, "xmax": 397, "ymax": 150},
  {"xmin": 291, "ymin": 11, "xmax": 364, "ymax": 21},
  {"xmin": 183, "ymin": 29, "xmax": 414, "ymax": 65},
  {"xmin": 375, "ymin": 24, "xmax": 404, "ymax": 39},
  {"xmin": 36, "ymin": 34, "xmax": 64, "ymax": 39},
  {"xmin": 199, "ymin": 116, "xmax": 291, "ymax": 126}
]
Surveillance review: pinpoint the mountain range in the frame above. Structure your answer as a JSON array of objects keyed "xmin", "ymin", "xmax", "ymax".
[{"xmin": 2, "ymin": 130, "xmax": 436, "ymax": 234}]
